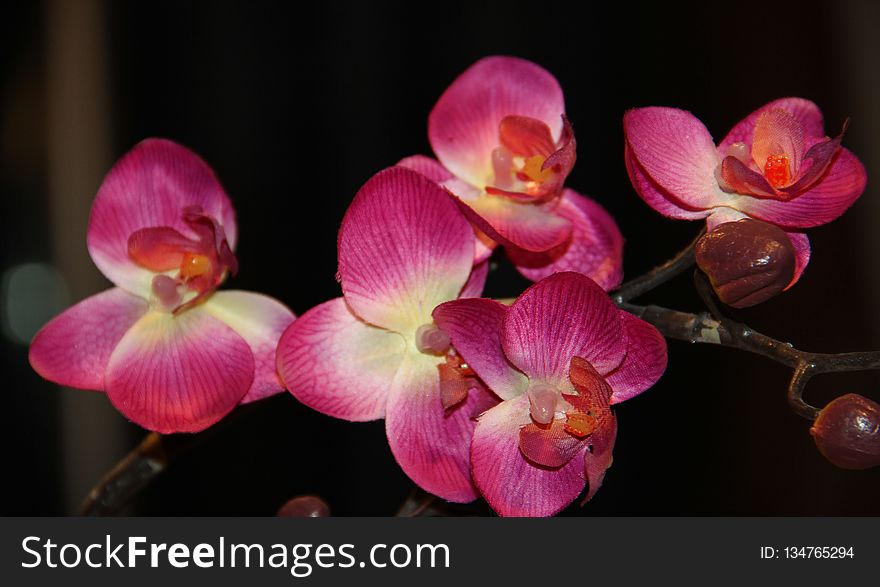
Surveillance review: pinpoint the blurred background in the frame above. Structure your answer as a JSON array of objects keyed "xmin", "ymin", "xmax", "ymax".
[{"xmin": 3, "ymin": 0, "xmax": 880, "ymax": 516}]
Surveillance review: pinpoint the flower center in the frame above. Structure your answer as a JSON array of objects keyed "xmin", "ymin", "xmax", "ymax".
[
  {"xmin": 484, "ymin": 114, "xmax": 574, "ymax": 202},
  {"xmin": 128, "ymin": 207, "xmax": 237, "ymax": 313},
  {"xmin": 415, "ymin": 323, "xmax": 451, "ymax": 355},
  {"xmin": 763, "ymin": 154, "xmax": 790, "ymax": 188},
  {"xmin": 527, "ymin": 382, "xmax": 562, "ymax": 425}
]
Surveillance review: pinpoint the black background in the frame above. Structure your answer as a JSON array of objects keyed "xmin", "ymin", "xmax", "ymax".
[{"xmin": 3, "ymin": 0, "xmax": 880, "ymax": 515}]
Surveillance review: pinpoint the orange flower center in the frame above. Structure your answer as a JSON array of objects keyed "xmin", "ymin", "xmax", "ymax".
[
  {"xmin": 763, "ymin": 154, "xmax": 791, "ymax": 188},
  {"xmin": 179, "ymin": 253, "xmax": 213, "ymax": 280}
]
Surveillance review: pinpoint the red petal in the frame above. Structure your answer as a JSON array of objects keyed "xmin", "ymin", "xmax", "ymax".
[
  {"xmin": 519, "ymin": 420, "xmax": 582, "ymax": 468},
  {"xmin": 499, "ymin": 115, "xmax": 556, "ymax": 157},
  {"xmin": 127, "ymin": 226, "xmax": 200, "ymax": 272}
]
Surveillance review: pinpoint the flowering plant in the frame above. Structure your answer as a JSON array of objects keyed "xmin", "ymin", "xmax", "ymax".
[{"xmin": 30, "ymin": 57, "xmax": 879, "ymax": 517}]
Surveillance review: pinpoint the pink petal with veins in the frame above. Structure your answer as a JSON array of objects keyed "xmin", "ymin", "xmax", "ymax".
[
  {"xmin": 471, "ymin": 394, "xmax": 587, "ymax": 517},
  {"xmin": 784, "ymin": 231, "xmax": 811, "ymax": 289},
  {"xmin": 396, "ymin": 154, "xmax": 453, "ymax": 183},
  {"xmin": 459, "ymin": 259, "xmax": 489, "ymax": 299},
  {"xmin": 433, "ymin": 298, "xmax": 528, "ymax": 401},
  {"xmin": 509, "ymin": 189, "xmax": 624, "ymax": 289},
  {"xmin": 201, "ymin": 290, "xmax": 296, "ymax": 404},
  {"xmin": 624, "ymin": 107, "xmax": 732, "ymax": 211},
  {"xmin": 452, "ymin": 193, "xmax": 572, "ymax": 253},
  {"xmin": 429, "ymin": 56, "xmax": 565, "ymax": 187},
  {"xmin": 104, "ymin": 306, "xmax": 254, "ymax": 433},
  {"xmin": 277, "ymin": 297, "xmax": 405, "ymax": 422},
  {"xmin": 87, "ymin": 139, "xmax": 237, "ymax": 298},
  {"xmin": 385, "ymin": 355, "xmax": 495, "ymax": 503},
  {"xmin": 29, "ymin": 288, "xmax": 149, "ymax": 391},
  {"xmin": 605, "ymin": 311, "xmax": 668, "ymax": 404},
  {"xmin": 337, "ymin": 167, "xmax": 474, "ymax": 334},
  {"xmin": 624, "ymin": 143, "xmax": 710, "ymax": 220},
  {"xmin": 502, "ymin": 272, "xmax": 627, "ymax": 383}
]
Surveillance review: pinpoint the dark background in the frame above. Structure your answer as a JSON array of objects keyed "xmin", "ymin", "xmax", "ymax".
[{"xmin": 3, "ymin": 0, "xmax": 880, "ymax": 516}]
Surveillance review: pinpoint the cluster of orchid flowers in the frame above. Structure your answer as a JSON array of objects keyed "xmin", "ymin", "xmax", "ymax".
[{"xmin": 30, "ymin": 56, "xmax": 873, "ymax": 517}]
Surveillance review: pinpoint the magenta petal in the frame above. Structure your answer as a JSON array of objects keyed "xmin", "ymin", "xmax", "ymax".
[
  {"xmin": 453, "ymin": 193, "xmax": 572, "ymax": 252},
  {"xmin": 459, "ymin": 260, "xmax": 489, "ymax": 299},
  {"xmin": 201, "ymin": 290, "xmax": 296, "ymax": 404},
  {"xmin": 385, "ymin": 356, "xmax": 488, "ymax": 503},
  {"xmin": 104, "ymin": 306, "xmax": 254, "ymax": 433},
  {"xmin": 624, "ymin": 107, "xmax": 729, "ymax": 210},
  {"xmin": 29, "ymin": 288, "xmax": 149, "ymax": 391},
  {"xmin": 503, "ymin": 272, "xmax": 627, "ymax": 382},
  {"xmin": 87, "ymin": 139, "xmax": 237, "ymax": 297},
  {"xmin": 736, "ymin": 148, "xmax": 867, "ymax": 228},
  {"xmin": 509, "ymin": 189, "xmax": 624, "ymax": 289},
  {"xmin": 718, "ymin": 98, "xmax": 824, "ymax": 155},
  {"xmin": 720, "ymin": 156, "xmax": 778, "ymax": 199},
  {"xmin": 338, "ymin": 167, "xmax": 474, "ymax": 334},
  {"xmin": 277, "ymin": 298, "xmax": 405, "ymax": 422},
  {"xmin": 396, "ymin": 155, "xmax": 453, "ymax": 183},
  {"xmin": 433, "ymin": 298, "xmax": 528, "ymax": 400},
  {"xmin": 471, "ymin": 395, "xmax": 586, "ymax": 516},
  {"xmin": 624, "ymin": 144, "xmax": 710, "ymax": 220},
  {"xmin": 784, "ymin": 231, "xmax": 811, "ymax": 289},
  {"xmin": 429, "ymin": 56, "xmax": 565, "ymax": 187},
  {"xmin": 583, "ymin": 414, "xmax": 617, "ymax": 503},
  {"xmin": 605, "ymin": 311, "xmax": 668, "ymax": 404}
]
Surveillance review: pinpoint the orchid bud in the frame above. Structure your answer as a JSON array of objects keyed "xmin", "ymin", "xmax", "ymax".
[
  {"xmin": 277, "ymin": 495, "xmax": 331, "ymax": 517},
  {"xmin": 695, "ymin": 219, "xmax": 796, "ymax": 308},
  {"xmin": 810, "ymin": 393, "xmax": 880, "ymax": 470}
]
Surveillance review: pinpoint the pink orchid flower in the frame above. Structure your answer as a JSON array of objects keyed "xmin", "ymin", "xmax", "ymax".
[
  {"xmin": 400, "ymin": 55, "xmax": 623, "ymax": 289},
  {"xmin": 276, "ymin": 166, "xmax": 495, "ymax": 503},
  {"xmin": 29, "ymin": 139, "xmax": 295, "ymax": 433},
  {"xmin": 624, "ymin": 98, "xmax": 867, "ymax": 286},
  {"xmin": 433, "ymin": 272, "xmax": 667, "ymax": 516}
]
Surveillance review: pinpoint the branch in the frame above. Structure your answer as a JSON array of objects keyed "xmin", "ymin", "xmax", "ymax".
[
  {"xmin": 620, "ymin": 298, "xmax": 880, "ymax": 420},
  {"xmin": 611, "ymin": 229, "xmax": 704, "ymax": 304},
  {"xmin": 78, "ymin": 432, "xmax": 178, "ymax": 515}
]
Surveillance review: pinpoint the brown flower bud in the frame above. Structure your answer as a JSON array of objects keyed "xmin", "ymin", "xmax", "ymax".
[
  {"xmin": 695, "ymin": 219, "xmax": 796, "ymax": 308},
  {"xmin": 277, "ymin": 495, "xmax": 331, "ymax": 517},
  {"xmin": 810, "ymin": 393, "xmax": 880, "ymax": 470}
]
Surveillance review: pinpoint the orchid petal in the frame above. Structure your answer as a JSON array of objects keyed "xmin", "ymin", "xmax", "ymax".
[
  {"xmin": 29, "ymin": 288, "xmax": 149, "ymax": 391},
  {"xmin": 624, "ymin": 107, "xmax": 732, "ymax": 210},
  {"xmin": 583, "ymin": 412, "xmax": 617, "ymax": 503},
  {"xmin": 750, "ymin": 108, "xmax": 805, "ymax": 176},
  {"xmin": 605, "ymin": 311, "xmax": 668, "ymax": 404},
  {"xmin": 735, "ymin": 148, "xmax": 866, "ymax": 228},
  {"xmin": 104, "ymin": 306, "xmax": 254, "ymax": 433},
  {"xmin": 338, "ymin": 167, "xmax": 474, "ymax": 334},
  {"xmin": 509, "ymin": 189, "xmax": 624, "ymax": 289},
  {"xmin": 396, "ymin": 155, "xmax": 453, "ymax": 183},
  {"xmin": 624, "ymin": 143, "xmax": 710, "ymax": 220},
  {"xmin": 502, "ymin": 272, "xmax": 627, "ymax": 383},
  {"xmin": 385, "ymin": 354, "xmax": 491, "ymax": 503},
  {"xmin": 471, "ymin": 394, "xmax": 586, "ymax": 517},
  {"xmin": 459, "ymin": 260, "xmax": 489, "ymax": 299},
  {"xmin": 276, "ymin": 297, "xmax": 405, "ymax": 422},
  {"xmin": 718, "ymin": 98, "xmax": 824, "ymax": 155},
  {"xmin": 429, "ymin": 56, "xmax": 565, "ymax": 187},
  {"xmin": 201, "ymin": 290, "xmax": 296, "ymax": 404},
  {"xmin": 87, "ymin": 139, "xmax": 237, "ymax": 298},
  {"xmin": 433, "ymin": 298, "xmax": 528, "ymax": 400},
  {"xmin": 785, "ymin": 231, "xmax": 811, "ymax": 289},
  {"xmin": 453, "ymin": 193, "xmax": 572, "ymax": 253}
]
